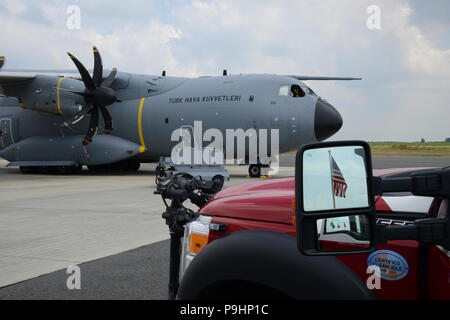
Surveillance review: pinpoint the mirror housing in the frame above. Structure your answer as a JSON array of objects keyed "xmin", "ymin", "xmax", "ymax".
[{"xmin": 295, "ymin": 141, "xmax": 377, "ymax": 255}]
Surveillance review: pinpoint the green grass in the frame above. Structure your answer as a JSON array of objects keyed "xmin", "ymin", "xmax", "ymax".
[
  {"xmin": 286, "ymin": 142, "xmax": 450, "ymax": 156},
  {"xmin": 369, "ymin": 142, "xmax": 450, "ymax": 156},
  {"xmin": 370, "ymin": 142, "xmax": 450, "ymax": 147}
]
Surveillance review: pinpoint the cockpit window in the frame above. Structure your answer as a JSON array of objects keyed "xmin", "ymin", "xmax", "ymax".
[
  {"xmin": 305, "ymin": 85, "xmax": 317, "ymax": 96},
  {"xmin": 279, "ymin": 85, "xmax": 306, "ymax": 97},
  {"xmin": 291, "ymin": 85, "xmax": 305, "ymax": 98},
  {"xmin": 278, "ymin": 85, "xmax": 289, "ymax": 96}
]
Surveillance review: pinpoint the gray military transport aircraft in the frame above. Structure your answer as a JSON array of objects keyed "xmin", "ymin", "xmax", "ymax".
[{"xmin": 0, "ymin": 47, "xmax": 360, "ymax": 176}]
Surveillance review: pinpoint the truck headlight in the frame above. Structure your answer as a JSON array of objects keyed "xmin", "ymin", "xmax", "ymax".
[{"xmin": 180, "ymin": 215, "xmax": 212, "ymax": 279}]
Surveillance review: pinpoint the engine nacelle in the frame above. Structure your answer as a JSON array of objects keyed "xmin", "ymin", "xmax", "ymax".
[{"xmin": 2, "ymin": 75, "xmax": 86, "ymax": 116}]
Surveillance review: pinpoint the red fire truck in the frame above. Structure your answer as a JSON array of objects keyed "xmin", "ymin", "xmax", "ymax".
[{"xmin": 162, "ymin": 141, "xmax": 449, "ymax": 300}]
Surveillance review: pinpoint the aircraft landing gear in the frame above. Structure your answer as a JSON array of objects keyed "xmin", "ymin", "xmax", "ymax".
[
  {"xmin": 20, "ymin": 166, "xmax": 37, "ymax": 174},
  {"xmin": 18, "ymin": 160, "xmax": 139, "ymax": 175},
  {"xmin": 88, "ymin": 159, "xmax": 140, "ymax": 173},
  {"xmin": 127, "ymin": 160, "xmax": 141, "ymax": 171},
  {"xmin": 248, "ymin": 164, "xmax": 262, "ymax": 178},
  {"xmin": 248, "ymin": 163, "xmax": 271, "ymax": 178},
  {"xmin": 56, "ymin": 164, "xmax": 83, "ymax": 175},
  {"xmin": 19, "ymin": 164, "xmax": 83, "ymax": 175}
]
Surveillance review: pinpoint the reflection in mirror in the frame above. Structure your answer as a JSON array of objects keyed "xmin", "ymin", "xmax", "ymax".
[
  {"xmin": 316, "ymin": 215, "xmax": 370, "ymax": 252},
  {"xmin": 303, "ymin": 146, "xmax": 369, "ymax": 212}
]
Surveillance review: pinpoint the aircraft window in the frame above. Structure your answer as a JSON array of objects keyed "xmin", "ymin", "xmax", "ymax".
[
  {"xmin": 291, "ymin": 85, "xmax": 305, "ymax": 98},
  {"xmin": 306, "ymin": 86, "xmax": 317, "ymax": 96},
  {"xmin": 278, "ymin": 85, "xmax": 289, "ymax": 96}
]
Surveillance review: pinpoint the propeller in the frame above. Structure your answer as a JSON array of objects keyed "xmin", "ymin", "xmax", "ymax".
[{"xmin": 67, "ymin": 46, "xmax": 118, "ymax": 145}]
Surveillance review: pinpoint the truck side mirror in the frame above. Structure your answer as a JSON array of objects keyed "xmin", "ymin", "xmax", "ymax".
[{"xmin": 295, "ymin": 141, "xmax": 377, "ymax": 255}]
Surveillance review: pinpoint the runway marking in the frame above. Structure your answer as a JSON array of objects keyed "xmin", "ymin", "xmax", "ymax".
[
  {"xmin": 56, "ymin": 77, "xmax": 66, "ymax": 115},
  {"xmin": 138, "ymin": 97, "xmax": 146, "ymax": 153}
]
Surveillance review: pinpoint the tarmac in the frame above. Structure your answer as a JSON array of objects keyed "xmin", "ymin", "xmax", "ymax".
[{"xmin": 0, "ymin": 154, "xmax": 449, "ymax": 299}]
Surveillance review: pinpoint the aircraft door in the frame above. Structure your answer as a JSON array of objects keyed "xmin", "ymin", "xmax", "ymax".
[{"xmin": 0, "ymin": 117, "xmax": 16, "ymax": 149}]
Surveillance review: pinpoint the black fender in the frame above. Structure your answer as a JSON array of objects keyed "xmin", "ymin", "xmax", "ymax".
[{"xmin": 177, "ymin": 230, "xmax": 375, "ymax": 300}]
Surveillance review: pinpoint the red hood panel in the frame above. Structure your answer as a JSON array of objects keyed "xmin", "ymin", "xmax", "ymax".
[
  {"xmin": 200, "ymin": 178, "xmax": 295, "ymax": 224},
  {"xmin": 200, "ymin": 168, "xmax": 430, "ymax": 224},
  {"xmin": 212, "ymin": 177, "xmax": 295, "ymax": 201},
  {"xmin": 201, "ymin": 189, "xmax": 295, "ymax": 224}
]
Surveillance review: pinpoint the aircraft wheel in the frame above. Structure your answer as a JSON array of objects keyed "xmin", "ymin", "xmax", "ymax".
[
  {"xmin": 20, "ymin": 166, "xmax": 36, "ymax": 174},
  {"xmin": 212, "ymin": 175, "xmax": 225, "ymax": 192},
  {"xmin": 117, "ymin": 160, "xmax": 131, "ymax": 171},
  {"xmin": 114, "ymin": 159, "xmax": 140, "ymax": 172},
  {"xmin": 88, "ymin": 161, "xmax": 139, "ymax": 173},
  {"xmin": 39, "ymin": 166, "xmax": 52, "ymax": 174},
  {"xmin": 87, "ymin": 165, "xmax": 102, "ymax": 173},
  {"xmin": 56, "ymin": 166, "xmax": 74, "ymax": 175},
  {"xmin": 248, "ymin": 164, "xmax": 261, "ymax": 178},
  {"xmin": 88, "ymin": 164, "xmax": 119, "ymax": 173},
  {"xmin": 72, "ymin": 164, "xmax": 83, "ymax": 174},
  {"xmin": 128, "ymin": 160, "xmax": 140, "ymax": 172}
]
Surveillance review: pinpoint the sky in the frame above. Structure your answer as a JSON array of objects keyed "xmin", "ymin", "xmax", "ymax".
[{"xmin": 0, "ymin": 0, "xmax": 449, "ymax": 142}]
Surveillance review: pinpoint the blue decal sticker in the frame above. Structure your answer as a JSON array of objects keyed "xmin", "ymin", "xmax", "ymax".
[{"xmin": 367, "ymin": 250, "xmax": 409, "ymax": 281}]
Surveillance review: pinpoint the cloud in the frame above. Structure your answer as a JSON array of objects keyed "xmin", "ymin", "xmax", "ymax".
[
  {"xmin": 1, "ymin": 0, "xmax": 27, "ymax": 14},
  {"xmin": 0, "ymin": 0, "xmax": 449, "ymax": 141},
  {"xmin": 0, "ymin": 2, "xmax": 186, "ymax": 74}
]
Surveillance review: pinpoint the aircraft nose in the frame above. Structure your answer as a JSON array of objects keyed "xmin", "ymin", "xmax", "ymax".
[{"xmin": 314, "ymin": 98, "xmax": 343, "ymax": 141}]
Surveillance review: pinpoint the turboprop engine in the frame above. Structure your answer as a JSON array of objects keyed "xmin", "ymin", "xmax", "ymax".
[{"xmin": 2, "ymin": 74, "xmax": 86, "ymax": 116}]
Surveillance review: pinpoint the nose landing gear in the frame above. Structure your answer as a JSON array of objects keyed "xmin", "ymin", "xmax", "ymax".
[
  {"xmin": 248, "ymin": 163, "xmax": 272, "ymax": 178},
  {"xmin": 248, "ymin": 164, "xmax": 262, "ymax": 178}
]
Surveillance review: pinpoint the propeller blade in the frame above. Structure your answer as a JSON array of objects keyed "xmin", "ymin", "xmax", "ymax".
[
  {"xmin": 52, "ymin": 87, "xmax": 94, "ymax": 97},
  {"xmin": 67, "ymin": 52, "xmax": 96, "ymax": 91},
  {"xmin": 68, "ymin": 90, "xmax": 94, "ymax": 98},
  {"xmin": 102, "ymin": 68, "xmax": 117, "ymax": 87},
  {"xmin": 99, "ymin": 105, "xmax": 113, "ymax": 134},
  {"xmin": 92, "ymin": 46, "xmax": 103, "ymax": 87},
  {"xmin": 67, "ymin": 48, "xmax": 119, "ymax": 145},
  {"xmin": 82, "ymin": 107, "xmax": 99, "ymax": 145}
]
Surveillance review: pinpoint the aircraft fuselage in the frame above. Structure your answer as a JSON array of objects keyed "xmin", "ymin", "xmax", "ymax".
[{"xmin": 0, "ymin": 73, "xmax": 341, "ymax": 166}]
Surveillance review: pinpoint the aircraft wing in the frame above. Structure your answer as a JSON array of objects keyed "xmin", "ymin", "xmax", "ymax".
[
  {"xmin": 0, "ymin": 71, "xmax": 37, "ymax": 83},
  {"xmin": 289, "ymin": 75, "xmax": 361, "ymax": 81},
  {"xmin": 0, "ymin": 69, "xmax": 82, "ymax": 84}
]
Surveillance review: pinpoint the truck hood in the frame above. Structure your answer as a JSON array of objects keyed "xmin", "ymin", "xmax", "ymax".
[
  {"xmin": 200, "ymin": 178, "xmax": 296, "ymax": 225},
  {"xmin": 199, "ymin": 168, "xmax": 434, "ymax": 225}
]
